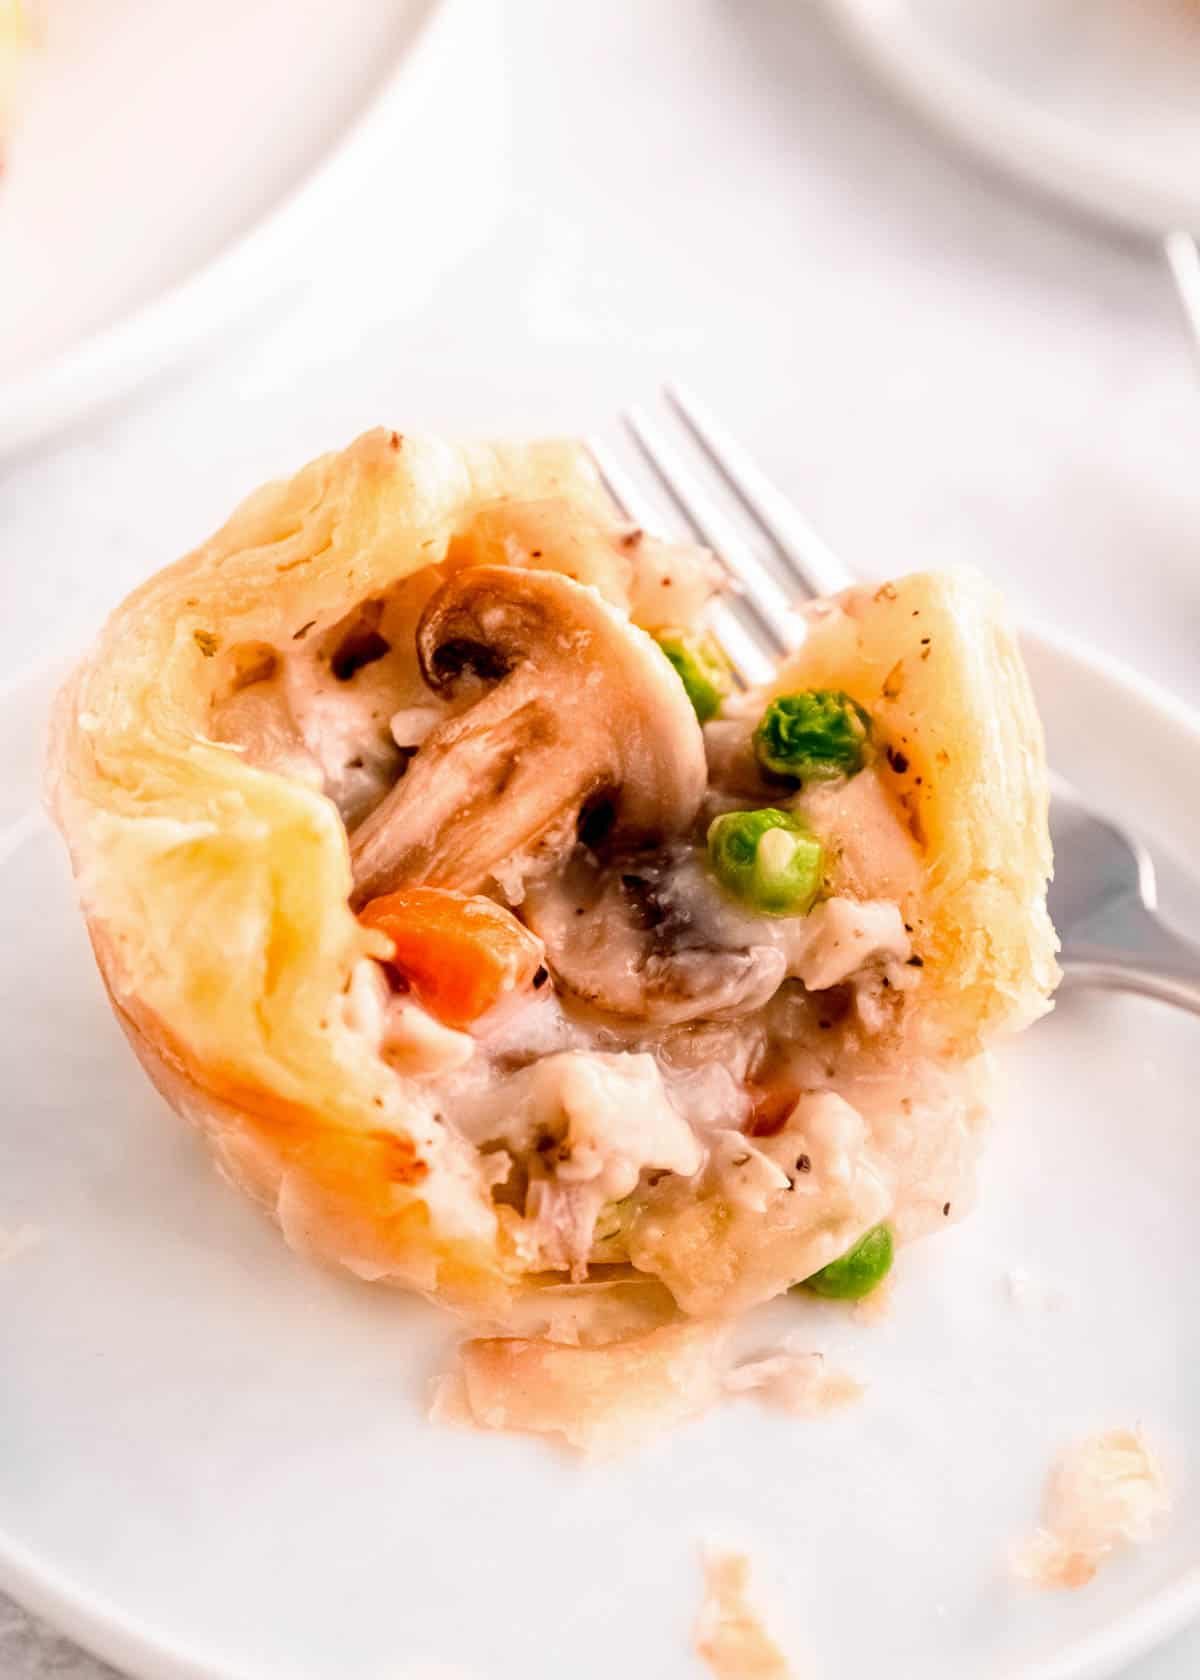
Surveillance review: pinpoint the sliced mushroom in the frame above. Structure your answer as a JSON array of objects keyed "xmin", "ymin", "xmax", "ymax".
[
  {"xmin": 522, "ymin": 846, "xmax": 787, "ymax": 1025},
  {"xmin": 349, "ymin": 566, "xmax": 707, "ymax": 904}
]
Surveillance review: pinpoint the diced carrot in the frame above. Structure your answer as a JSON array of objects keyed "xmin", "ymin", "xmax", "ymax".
[
  {"xmin": 746, "ymin": 1084, "xmax": 799, "ymax": 1138},
  {"xmin": 358, "ymin": 886, "xmax": 545, "ymax": 1029}
]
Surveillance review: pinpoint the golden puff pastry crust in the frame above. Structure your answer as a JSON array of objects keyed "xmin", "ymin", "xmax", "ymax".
[
  {"xmin": 49, "ymin": 429, "xmax": 1057, "ymax": 1332},
  {"xmin": 50, "ymin": 432, "xmax": 616, "ymax": 1318}
]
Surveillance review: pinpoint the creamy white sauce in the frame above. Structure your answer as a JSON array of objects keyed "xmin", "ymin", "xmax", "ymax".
[
  {"xmin": 707, "ymin": 1130, "xmax": 792, "ymax": 1211},
  {"xmin": 341, "ymin": 959, "xmax": 474, "ymax": 1077},
  {"xmin": 280, "ymin": 657, "xmax": 409, "ymax": 826},
  {"xmin": 656, "ymin": 849, "xmax": 911, "ymax": 991},
  {"xmin": 780, "ymin": 1091, "xmax": 867, "ymax": 1188},
  {"xmin": 791, "ymin": 898, "xmax": 910, "ymax": 992},
  {"xmin": 448, "ymin": 1050, "xmax": 705, "ymax": 1277},
  {"xmin": 660, "ymin": 1064, "xmax": 752, "ymax": 1135},
  {"xmin": 249, "ymin": 576, "xmax": 450, "ymax": 826},
  {"xmin": 384, "ymin": 1000, "xmax": 477, "ymax": 1077},
  {"xmin": 473, "ymin": 1052, "xmax": 702, "ymax": 1196}
]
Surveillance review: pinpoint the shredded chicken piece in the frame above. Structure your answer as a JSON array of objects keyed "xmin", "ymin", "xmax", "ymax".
[
  {"xmin": 695, "ymin": 1549, "xmax": 793, "ymax": 1680},
  {"xmin": 788, "ymin": 897, "xmax": 910, "ymax": 993},
  {"xmin": 479, "ymin": 1051, "xmax": 703, "ymax": 1280},
  {"xmin": 521, "ymin": 1179, "xmax": 605, "ymax": 1278},
  {"xmin": 724, "ymin": 1340, "xmax": 864, "ymax": 1416},
  {"xmin": 1013, "ymin": 1429, "xmax": 1169, "ymax": 1589},
  {"xmin": 0, "ymin": 1221, "xmax": 42, "ymax": 1263},
  {"xmin": 430, "ymin": 1321, "xmax": 728, "ymax": 1455}
]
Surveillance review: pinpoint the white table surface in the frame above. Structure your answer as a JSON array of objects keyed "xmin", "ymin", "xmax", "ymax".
[{"xmin": 1, "ymin": 1, "xmax": 1198, "ymax": 1675}]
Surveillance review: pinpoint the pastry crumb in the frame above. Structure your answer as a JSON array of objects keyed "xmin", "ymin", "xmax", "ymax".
[
  {"xmin": 431, "ymin": 1321, "xmax": 727, "ymax": 1456},
  {"xmin": 432, "ymin": 1324, "xmax": 866, "ymax": 1452},
  {"xmin": 724, "ymin": 1338, "xmax": 863, "ymax": 1416},
  {"xmin": 695, "ymin": 1548, "xmax": 793, "ymax": 1679},
  {"xmin": 1013, "ymin": 1428, "xmax": 1169, "ymax": 1589}
]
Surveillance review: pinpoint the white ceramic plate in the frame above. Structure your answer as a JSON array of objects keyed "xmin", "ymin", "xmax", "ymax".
[
  {"xmin": 2, "ymin": 629, "xmax": 1199, "ymax": 1680},
  {"xmin": 824, "ymin": 0, "xmax": 1200, "ymax": 236},
  {"xmin": 0, "ymin": 0, "xmax": 451, "ymax": 456}
]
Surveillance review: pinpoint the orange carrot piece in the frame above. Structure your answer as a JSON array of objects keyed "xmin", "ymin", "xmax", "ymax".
[{"xmin": 358, "ymin": 886, "xmax": 545, "ymax": 1029}]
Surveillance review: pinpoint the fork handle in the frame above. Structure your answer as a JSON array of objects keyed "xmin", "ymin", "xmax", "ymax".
[{"xmin": 1060, "ymin": 917, "xmax": 1200, "ymax": 1019}]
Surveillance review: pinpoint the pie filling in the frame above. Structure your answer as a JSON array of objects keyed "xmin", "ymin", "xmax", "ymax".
[{"xmin": 208, "ymin": 502, "xmax": 989, "ymax": 1313}]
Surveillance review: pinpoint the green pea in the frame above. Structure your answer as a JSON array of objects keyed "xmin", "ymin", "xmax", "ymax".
[
  {"xmin": 655, "ymin": 630, "xmax": 733, "ymax": 724},
  {"xmin": 707, "ymin": 807, "xmax": 823, "ymax": 916},
  {"xmin": 798, "ymin": 1223, "xmax": 893, "ymax": 1300},
  {"xmin": 754, "ymin": 690, "xmax": 873, "ymax": 782}
]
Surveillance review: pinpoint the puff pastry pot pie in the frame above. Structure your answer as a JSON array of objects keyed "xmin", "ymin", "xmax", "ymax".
[{"xmin": 49, "ymin": 430, "xmax": 1058, "ymax": 1338}]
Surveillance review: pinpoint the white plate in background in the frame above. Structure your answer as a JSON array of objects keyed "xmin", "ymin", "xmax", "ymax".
[
  {"xmin": 824, "ymin": 0, "xmax": 1200, "ymax": 236},
  {"xmin": 0, "ymin": 0, "xmax": 472, "ymax": 457},
  {"xmin": 1, "ymin": 629, "xmax": 1199, "ymax": 1680}
]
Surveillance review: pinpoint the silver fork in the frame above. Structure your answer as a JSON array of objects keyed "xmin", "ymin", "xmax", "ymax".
[{"xmin": 590, "ymin": 384, "xmax": 1200, "ymax": 1019}]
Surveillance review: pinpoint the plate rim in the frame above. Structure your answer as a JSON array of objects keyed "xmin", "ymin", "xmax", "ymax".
[
  {"xmin": 0, "ymin": 0, "xmax": 449, "ymax": 460},
  {"xmin": 2, "ymin": 615, "xmax": 1199, "ymax": 1680},
  {"xmin": 822, "ymin": 0, "xmax": 1199, "ymax": 237}
]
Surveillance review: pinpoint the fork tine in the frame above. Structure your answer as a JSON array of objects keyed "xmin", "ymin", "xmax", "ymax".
[
  {"xmin": 586, "ymin": 437, "xmax": 666, "ymax": 533},
  {"xmin": 702, "ymin": 604, "xmax": 777, "ymax": 689},
  {"xmin": 624, "ymin": 406, "xmax": 798, "ymax": 654},
  {"xmin": 664, "ymin": 381, "xmax": 857, "ymax": 599},
  {"xmin": 587, "ymin": 438, "xmax": 775, "ymax": 687},
  {"xmin": 1165, "ymin": 231, "xmax": 1200, "ymax": 377}
]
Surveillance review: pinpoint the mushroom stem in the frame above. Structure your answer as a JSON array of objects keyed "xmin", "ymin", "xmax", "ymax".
[{"xmin": 350, "ymin": 688, "xmax": 599, "ymax": 902}]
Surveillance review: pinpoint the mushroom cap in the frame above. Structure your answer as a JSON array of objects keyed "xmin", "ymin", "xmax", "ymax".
[
  {"xmin": 522, "ymin": 846, "xmax": 788, "ymax": 1025},
  {"xmin": 349, "ymin": 566, "xmax": 707, "ymax": 903}
]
